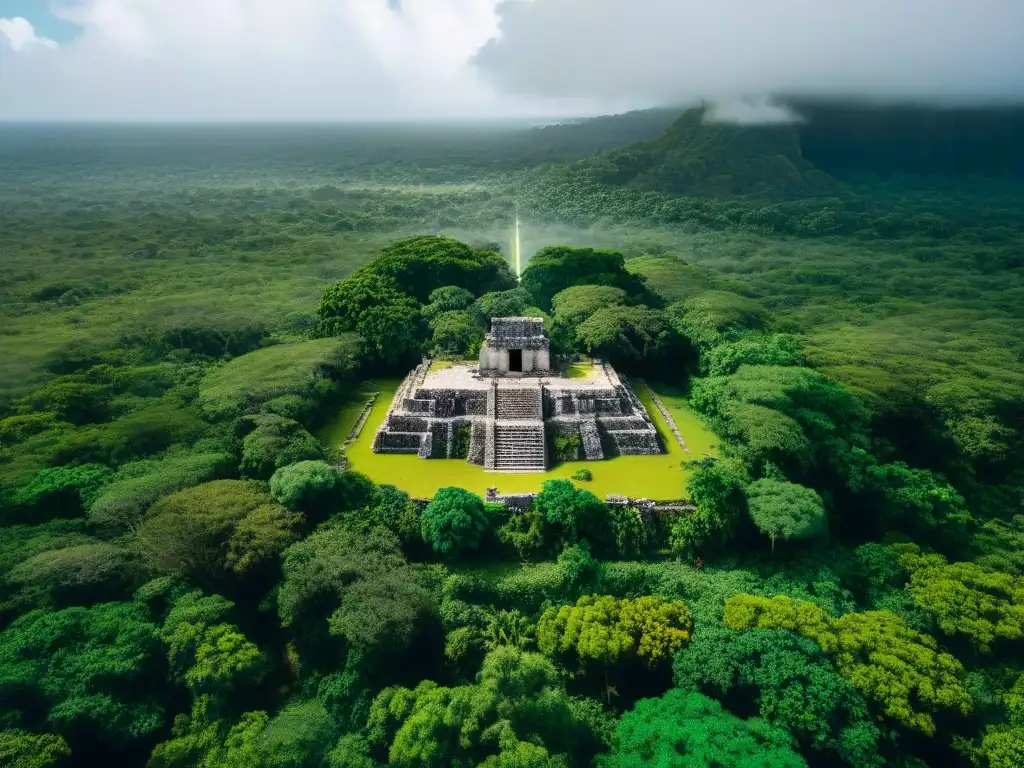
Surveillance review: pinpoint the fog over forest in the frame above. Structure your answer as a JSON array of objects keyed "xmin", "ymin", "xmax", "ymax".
[{"xmin": 2, "ymin": 0, "xmax": 1023, "ymax": 120}]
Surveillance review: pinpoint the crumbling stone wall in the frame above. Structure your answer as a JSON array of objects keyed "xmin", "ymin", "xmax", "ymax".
[
  {"xmin": 387, "ymin": 415, "xmax": 430, "ymax": 432},
  {"xmin": 468, "ymin": 421, "xmax": 487, "ymax": 465},
  {"xmin": 374, "ymin": 432, "xmax": 424, "ymax": 454},
  {"xmin": 546, "ymin": 420, "xmax": 583, "ymax": 461},
  {"xmin": 486, "ymin": 487, "xmax": 536, "ymax": 513},
  {"xmin": 601, "ymin": 430, "xmax": 661, "ymax": 457}
]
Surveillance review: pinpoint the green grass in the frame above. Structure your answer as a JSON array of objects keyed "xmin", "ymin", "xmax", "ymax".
[
  {"xmin": 428, "ymin": 359, "xmax": 476, "ymax": 372},
  {"xmin": 316, "ymin": 382, "xmax": 381, "ymax": 448},
  {"xmin": 564, "ymin": 361, "xmax": 597, "ymax": 380},
  {"xmin": 320, "ymin": 378, "xmax": 708, "ymax": 499},
  {"xmin": 647, "ymin": 383, "xmax": 720, "ymax": 460}
]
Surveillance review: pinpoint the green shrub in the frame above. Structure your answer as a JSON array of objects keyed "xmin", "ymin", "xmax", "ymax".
[
  {"xmin": 554, "ymin": 434, "xmax": 581, "ymax": 462},
  {"xmin": 10, "ymin": 464, "xmax": 112, "ymax": 523},
  {"xmin": 489, "ymin": 563, "xmax": 567, "ymax": 611},
  {"xmin": 451, "ymin": 424, "xmax": 472, "ymax": 460},
  {"xmin": 269, "ymin": 460, "xmax": 342, "ymax": 517},
  {"xmin": 88, "ymin": 448, "xmax": 232, "ymax": 531},
  {"xmin": 51, "ymin": 399, "xmax": 208, "ymax": 466},
  {"xmin": 420, "ymin": 487, "xmax": 493, "ymax": 556},
  {"xmin": 239, "ymin": 415, "xmax": 326, "ymax": 480},
  {"xmin": 8, "ymin": 541, "xmax": 149, "ymax": 608},
  {"xmin": 198, "ymin": 336, "xmax": 359, "ymax": 421}
]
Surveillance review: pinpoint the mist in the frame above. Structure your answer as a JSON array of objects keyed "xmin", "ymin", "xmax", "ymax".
[
  {"xmin": 474, "ymin": 0, "xmax": 1024, "ymax": 114},
  {"xmin": 3, "ymin": 0, "xmax": 1023, "ymax": 122}
]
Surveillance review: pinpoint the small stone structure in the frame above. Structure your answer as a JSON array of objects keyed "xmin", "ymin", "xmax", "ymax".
[
  {"xmin": 486, "ymin": 487, "xmax": 536, "ymax": 512},
  {"xmin": 373, "ymin": 317, "xmax": 662, "ymax": 473},
  {"xmin": 478, "ymin": 317, "xmax": 551, "ymax": 375},
  {"xmin": 486, "ymin": 488, "xmax": 696, "ymax": 520}
]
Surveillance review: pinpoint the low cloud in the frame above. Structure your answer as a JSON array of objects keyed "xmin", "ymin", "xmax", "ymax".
[
  {"xmin": 702, "ymin": 97, "xmax": 802, "ymax": 125},
  {"xmin": 0, "ymin": 0, "xmax": 587, "ymax": 121},
  {"xmin": 5, "ymin": 0, "xmax": 1021, "ymax": 122},
  {"xmin": 475, "ymin": 0, "xmax": 1024, "ymax": 110},
  {"xmin": 0, "ymin": 17, "xmax": 59, "ymax": 52}
]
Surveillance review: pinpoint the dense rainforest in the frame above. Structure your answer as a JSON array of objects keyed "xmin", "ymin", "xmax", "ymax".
[{"xmin": 1, "ymin": 102, "xmax": 1023, "ymax": 768}]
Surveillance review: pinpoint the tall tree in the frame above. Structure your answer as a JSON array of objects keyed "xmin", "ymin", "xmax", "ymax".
[
  {"xmin": 0, "ymin": 730, "xmax": 71, "ymax": 768},
  {"xmin": 135, "ymin": 480, "xmax": 301, "ymax": 583},
  {"xmin": 537, "ymin": 595, "xmax": 692, "ymax": 669},
  {"xmin": 605, "ymin": 689, "xmax": 807, "ymax": 767},
  {"xmin": 520, "ymin": 246, "xmax": 650, "ymax": 310},
  {"xmin": 420, "ymin": 487, "xmax": 493, "ymax": 556},
  {"xmin": 668, "ymin": 458, "xmax": 746, "ymax": 556},
  {"xmin": 896, "ymin": 545, "xmax": 1024, "ymax": 652},
  {"xmin": 724, "ymin": 594, "xmax": 973, "ymax": 734},
  {"xmin": 745, "ymin": 479, "xmax": 826, "ymax": 554},
  {"xmin": 316, "ymin": 272, "xmax": 424, "ymax": 365},
  {"xmin": 0, "ymin": 602, "xmax": 164, "ymax": 749},
  {"xmin": 533, "ymin": 480, "xmax": 608, "ymax": 550},
  {"xmin": 367, "ymin": 648, "xmax": 586, "ymax": 768},
  {"xmin": 278, "ymin": 525, "xmax": 433, "ymax": 657},
  {"xmin": 575, "ymin": 306, "xmax": 689, "ymax": 373},
  {"xmin": 673, "ymin": 625, "xmax": 882, "ymax": 766}
]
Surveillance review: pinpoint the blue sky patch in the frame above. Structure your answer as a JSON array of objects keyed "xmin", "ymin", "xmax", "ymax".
[{"xmin": 0, "ymin": 1, "xmax": 79, "ymax": 44}]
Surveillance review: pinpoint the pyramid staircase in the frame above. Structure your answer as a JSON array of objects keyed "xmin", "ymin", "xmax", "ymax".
[
  {"xmin": 488, "ymin": 386, "xmax": 546, "ymax": 472},
  {"xmin": 492, "ymin": 423, "xmax": 547, "ymax": 472},
  {"xmin": 494, "ymin": 387, "xmax": 543, "ymax": 420}
]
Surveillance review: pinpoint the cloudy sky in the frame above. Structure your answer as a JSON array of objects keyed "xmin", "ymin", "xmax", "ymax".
[{"xmin": 1, "ymin": 0, "xmax": 1022, "ymax": 121}]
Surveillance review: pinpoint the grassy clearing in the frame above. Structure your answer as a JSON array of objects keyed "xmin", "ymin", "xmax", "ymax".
[
  {"xmin": 320, "ymin": 378, "xmax": 699, "ymax": 499},
  {"xmin": 564, "ymin": 361, "xmax": 597, "ymax": 380},
  {"xmin": 428, "ymin": 359, "xmax": 476, "ymax": 373},
  {"xmin": 315, "ymin": 382, "xmax": 381, "ymax": 448},
  {"xmin": 648, "ymin": 384, "xmax": 720, "ymax": 459}
]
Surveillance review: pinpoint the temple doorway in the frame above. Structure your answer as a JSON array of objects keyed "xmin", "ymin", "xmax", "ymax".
[{"xmin": 508, "ymin": 349, "xmax": 523, "ymax": 372}]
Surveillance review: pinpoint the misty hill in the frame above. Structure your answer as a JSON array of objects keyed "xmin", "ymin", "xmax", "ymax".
[
  {"xmin": 515, "ymin": 107, "xmax": 682, "ymax": 164},
  {"xmin": 790, "ymin": 100, "xmax": 1024, "ymax": 178},
  {"xmin": 536, "ymin": 101, "xmax": 1024, "ymax": 202},
  {"xmin": 564, "ymin": 106, "xmax": 843, "ymax": 200}
]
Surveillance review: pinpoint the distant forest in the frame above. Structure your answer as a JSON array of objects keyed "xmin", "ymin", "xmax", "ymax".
[{"xmin": 1, "ymin": 101, "xmax": 1022, "ymax": 768}]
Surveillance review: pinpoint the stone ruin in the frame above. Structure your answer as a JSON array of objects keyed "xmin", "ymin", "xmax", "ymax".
[
  {"xmin": 478, "ymin": 316, "xmax": 551, "ymax": 375},
  {"xmin": 372, "ymin": 316, "xmax": 662, "ymax": 473},
  {"xmin": 485, "ymin": 488, "xmax": 696, "ymax": 521}
]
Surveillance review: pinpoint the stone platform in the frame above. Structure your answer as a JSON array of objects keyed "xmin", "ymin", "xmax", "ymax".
[{"xmin": 372, "ymin": 359, "xmax": 662, "ymax": 472}]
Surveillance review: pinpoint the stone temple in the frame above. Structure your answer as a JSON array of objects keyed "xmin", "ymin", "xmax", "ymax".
[{"xmin": 372, "ymin": 317, "xmax": 662, "ymax": 472}]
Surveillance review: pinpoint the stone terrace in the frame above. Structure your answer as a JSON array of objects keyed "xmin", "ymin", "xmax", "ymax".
[
  {"xmin": 419, "ymin": 362, "xmax": 615, "ymax": 392},
  {"xmin": 372, "ymin": 315, "xmax": 660, "ymax": 473},
  {"xmin": 373, "ymin": 360, "xmax": 661, "ymax": 472}
]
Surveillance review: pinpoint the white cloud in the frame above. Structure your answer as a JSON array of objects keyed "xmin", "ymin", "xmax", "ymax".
[
  {"xmin": 0, "ymin": 17, "xmax": 59, "ymax": 52},
  {"xmin": 4, "ymin": 0, "xmax": 1021, "ymax": 122},
  {"xmin": 0, "ymin": 0, "xmax": 588, "ymax": 121},
  {"xmin": 475, "ymin": 0, "xmax": 1024, "ymax": 108},
  {"xmin": 702, "ymin": 97, "xmax": 802, "ymax": 125}
]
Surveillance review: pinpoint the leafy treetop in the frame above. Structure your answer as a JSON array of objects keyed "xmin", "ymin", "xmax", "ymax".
[
  {"xmin": 724, "ymin": 594, "xmax": 972, "ymax": 734},
  {"xmin": 604, "ymin": 689, "xmax": 807, "ymax": 768}
]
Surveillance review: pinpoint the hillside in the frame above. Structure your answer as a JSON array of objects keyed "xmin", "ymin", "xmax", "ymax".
[
  {"xmin": 537, "ymin": 101, "xmax": 1024, "ymax": 203},
  {"xmin": 566, "ymin": 106, "xmax": 843, "ymax": 200},
  {"xmin": 790, "ymin": 99, "xmax": 1024, "ymax": 178},
  {"xmin": 515, "ymin": 107, "xmax": 683, "ymax": 165}
]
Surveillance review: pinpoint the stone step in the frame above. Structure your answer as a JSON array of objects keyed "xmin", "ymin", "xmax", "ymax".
[
  {"xmin": 494, "ymin": 387, "xmax": 543, "ymax": 420},
  {"xmin": 493, "ymin": 422, "xmax": 546, "ymax": 471}
]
